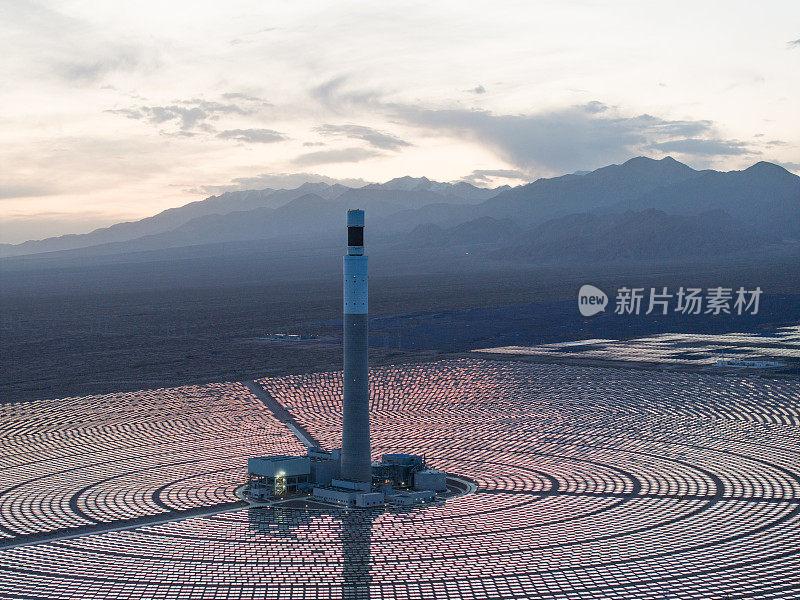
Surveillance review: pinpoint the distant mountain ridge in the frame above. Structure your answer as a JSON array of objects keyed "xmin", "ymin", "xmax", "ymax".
[
  {"xmin": 2, "ymin": 157, "xmax": 798, "ymax": 262},
  {"xmin": 364, "ymin": 176, "xmax": 510, "ymax": 199},
  {"xmin": 613, "ymin": 161, "xmax": 800, "ymax": 237},
  {"xmin": 494, "ymin": 209, "xmax": 770, "ymax": 262},
  {"xmin": 400, "ymin": 207, "xmax": 772, "ymax": 263},
  {"xmin": 479, "ymin": 156, "xmax": 702, "ymax": 225},
  {"xmin": 0, "ymin": 177, "xmax": 506, "ymax": 258}
]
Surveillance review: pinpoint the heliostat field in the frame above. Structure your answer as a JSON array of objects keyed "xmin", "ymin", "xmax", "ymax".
[{"xmin": 1, "ymin": 358, "xmax": 799, "ymax": 599}]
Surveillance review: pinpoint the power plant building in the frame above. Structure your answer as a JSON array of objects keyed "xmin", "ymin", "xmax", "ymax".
[{"xmin": 247, "ymin": 456, "xmax": 310, "ymax": 499}]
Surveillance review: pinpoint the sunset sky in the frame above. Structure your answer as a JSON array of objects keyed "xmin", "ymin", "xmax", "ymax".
[{"xmin": 1, "ymin": 0, "xmax": 798, "ymax": 243}]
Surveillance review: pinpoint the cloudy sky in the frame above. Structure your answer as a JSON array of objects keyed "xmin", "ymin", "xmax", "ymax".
[{"xmin": 1, "ymin": 0, "xmax": 798, "ymax": 243}]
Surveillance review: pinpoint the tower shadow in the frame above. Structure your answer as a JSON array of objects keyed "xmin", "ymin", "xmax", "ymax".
[
  {"xmin": 340, "ymin": 508, "xmax": 373, "ymax": 600},
  {"xmin": 248, "ymin": 505, "xmax": 376, "ymax": 597}
]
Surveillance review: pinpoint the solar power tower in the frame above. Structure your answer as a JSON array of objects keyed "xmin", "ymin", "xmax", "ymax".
[{"xmin": 340, "ymin": 209, "xmax": 371, "ymax": 483}]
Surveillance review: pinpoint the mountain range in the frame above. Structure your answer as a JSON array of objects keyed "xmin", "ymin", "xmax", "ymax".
[
  {"xmin": 2, "ymin": 157, "xmax": 798, "ymax": 267},
  {"xmin": 0, "ymin": 177, "xmax": 503, "ymax": 258}
]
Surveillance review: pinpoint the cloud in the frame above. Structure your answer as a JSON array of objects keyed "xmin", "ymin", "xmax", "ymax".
[
  {"xmin": 0, "ymin": 182, "xmax": 59, "ymax": 200},
  {"xmin": 309, "ymin": 80, "xmax": 755, "ymax": 173},
  {"xmin": 106, "ymin": 107, "xmax": 142, "ymax": 120},
  {"xmin": 648, "ymin": 138, "xmax": 753, "ymax": 156},
  {"xmin": 54, "ymin": 45, "xmax": 157, "ymax": 83},
  {"xmin": 582, "ymin": 100, "xmax": 609, "ymax": 114},
  {"xmin": 107, "ymin": 97, "xmax": 263, "ymax": 134},
  {"xmin": 216, "ymin": 129, "xmax": 286, "ymax": 143},
  {"xmin": 788, "ymin": 38, "xmax": 800, "ymax": 48},
  {"xmin": 151, "ymin": 106, "xmax": 208, "ymax": 130},
  {"xmin": 460, "ymin": 169, "xmax": 529, "ymax": 185},
  {"xmin": 388, "ymin": 101, "xmax": 726, "ymax": 173},
  {"xmin": 3, "ymin": 2, "xmax": 161, "ymax": 85},
  {"xmin": 315, "ymin": 124, "xmax": 410, "ymax": 151},
  {"xmin": 292, "ymin": 147, "xmax": 383, "ymax": 167},
  {"xmin": 309, "ymin": 79, "xmax": 756, "ymax": 173},
  {"xmin": 470, "ymin": 85, "xmax": 486, "ymax": 94},
  {"xmin": 186, "ymin": 98, "xmax": 261, "ymax": 115},
  {"xmin": 310, "ymin": 77, "xmax": 381, "ymax": 114},
  {"xmin": 221, "ymin": 92, "xmax": 269, "ymax": 103},
  {"xmin": 191, "ymin": 173, "xmax": 371, "ymax": 195}
]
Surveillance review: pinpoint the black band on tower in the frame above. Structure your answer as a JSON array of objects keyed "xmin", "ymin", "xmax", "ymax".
[{"xmin": 348, "ymin": 226, "xmax": 364, "ymax": 247}]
